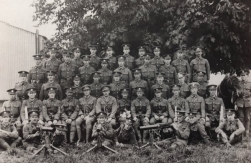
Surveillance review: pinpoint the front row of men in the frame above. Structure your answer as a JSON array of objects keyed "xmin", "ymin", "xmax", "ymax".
[{"xmin": 0, "ymin": 82, "xmax": 245, "ymax": 154}]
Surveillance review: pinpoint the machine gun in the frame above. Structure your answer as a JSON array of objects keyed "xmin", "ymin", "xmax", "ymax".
[
  {"xmin": 32, "ymin": 126, "xmax": 69, "ymax": 158},
  {"xmin": 139, "ymin": 123, "xmax": 173, "ymax": 149}
]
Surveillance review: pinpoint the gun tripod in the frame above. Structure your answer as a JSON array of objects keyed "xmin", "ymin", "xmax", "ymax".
[
  {"xmin": 139, "ymin": 129, "xmax": 161, "ymax": 149},
  {"xmin": 32, "ymin": 131, "xmax": 69, "ymax": 158}
]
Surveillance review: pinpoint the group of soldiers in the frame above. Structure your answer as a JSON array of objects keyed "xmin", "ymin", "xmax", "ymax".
[{"xmin": 0, "ymin": 41, "xmax": 250, "ymax": 154}]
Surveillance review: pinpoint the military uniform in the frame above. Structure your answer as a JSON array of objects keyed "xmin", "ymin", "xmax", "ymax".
[
  {"xmin": 150, "ymin": 56, "xmax": 165, "ymax": 71},
  {"xmin": 71, "ymin": 47, "xmax": 84, "ymax": 68},
  {"xmin": 122, "ymin": 44, "xmax": 135, "ymax": 70},
  {"xmin": 21, "ymin": 98, "xmax": 43, "ymax": 123},
  {"xmin": 236, "ymin": 70, "xmax": 251, "ymax": 135},
  {"xmin": 185, "ymin": 82, "xmax": 210, "ymax": 143},
  {"xmin": 79, "ymin": 56, "xmax": 96, "ymax": 85},
  {"xmin": 43, "ymin": 56, "xmax": 62, "ymax": 82},
  {"xmin": 215, "ymin": 109, "xmax": 245, "ymax": 145},
  {"xmin": 40, "ymin": 79, "xmax": 63, "ymax": 100},
  {"xmin": 76, "ymin": 85, "xmax": 96, "ymax": 142},
  {"xmin": 98, "ymin": 59, "xmax": 113, "ymax": 85},
  {"xmin": 114, "ymin": 56, "xmax": 133, "ymax": 85},
  {"xmin": 89, "ymin": 55, "xmax": 101, "ymax": 71},
  {"xmin": 104, "ymin": 46, "xmax": 117, "ymax": 70},
  {"xmin": 28, "ymin": 55, "xmax": 47, "ymax": 94},
  {"xmin": 159, "ymin": 64, "xmax": 178, "ymax": 88},
  {"xmin": 151, "ymin": 82, "xmax": 170, "ymax": 100},
  {"xmin": 96, "ymin": 86, "xmax": 118, "ymax": 127},
  {"xmin": 131, "ymin": 88, "xmax": 151, "ymax": 142},
  {"xmin": 109, "ymin": 82, "xmax": 126, "ymax": 100},
  {"xmin": 61, "ymin": 88, "xmax": 80, "ymax": 143},
  {"xmin": 58, "ymin": 57, "xmax": 78, "ymax": 90},
  {"xmin": 117, "ymin": 97, "xmax": 131, "ymax": 114},
  {"xmin": 0, "ymin": 111, "xmax": 21, "ymax": 151},
  {"xmin": 190, "ymin": 57, "xmax": 210, "ymax": 82},
  {"xmin": 172, "ymin": 58, "xmax": 191, "ymax": 83},
  {"xmin": 116, "ymin": 119, "xmax": 137, "ymax": 145},
  {"xmin": 135, "ymin": 46, "xmax": 145, "ymax": 68},
  {"xmin": 22, "ymin": 121, "xmax": 42, "ymax": 149},
  {"xmin": 178, "ymin": 82, "xmax": 190, "ymax": 99},
  {"xmin": 168, "ymin": 96, "xmax": 186, "ymax": 116},
  {"xmin": 15, "ymin": 71, "xmax": 30, "ymax": 101}
]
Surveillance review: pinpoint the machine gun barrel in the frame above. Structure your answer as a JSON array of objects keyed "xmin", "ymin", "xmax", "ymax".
[{"xmin": 139, "ymin": 123, "xmax": 171, "ymax": 130}]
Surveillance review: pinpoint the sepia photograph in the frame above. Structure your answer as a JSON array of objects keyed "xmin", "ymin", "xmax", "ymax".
[{"xmin": 0, "ymin": 0, "xmax": 251, "ymax": 162}]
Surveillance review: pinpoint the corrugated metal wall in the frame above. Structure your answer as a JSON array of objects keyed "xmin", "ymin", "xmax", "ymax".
[{"xmin": 0, "ymin": 21, "xmax": 46, "ymax": 100}]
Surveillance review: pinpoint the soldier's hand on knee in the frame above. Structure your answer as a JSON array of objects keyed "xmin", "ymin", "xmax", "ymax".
[
  {"xmin": 199, "ymin": 118, "xmax": 205, "ymax": 124},
  {"xmin": 229, "ymin": 133, "xmax": 235, "ymax": 141},
  {"xmin": 53, "ymin": 120, "xmax": 58, "ymax": 125},
  {"xmin": 133, "ymin": 117, "xmax": 138, "ymax": 122},
  {"xmin": 144, "ymin": 117, "xmax": 149, "ymax": 122},
  {"xmin": 160, "ymin": 116, "xmax": 165, "ymax": 120},
  {"xmin": 48, "ymin": 121, "xmax": 53, "ymax": 126},
  {"xmin": 38, "ymin": 120, "xmax": 44, "ymax": 125},
  {"xmin": 34, "ymin": 131, "xmax": 40, "ymax": 137},
  {"xmin": 154, "ymin": 115, "xmax": 160, "ymax": 120}
]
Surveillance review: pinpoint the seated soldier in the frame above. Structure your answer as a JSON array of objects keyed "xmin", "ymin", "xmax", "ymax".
[
  {"xmin": 117, "ymin": 88, "xmax": 131, "ymax": 125},
  {"xmin": 90, "ymin": 72, "xmax": 104, "ymax": 98},
  {"xmin": 50, "ymin": 121, "xmax": 67, "ymax": 149},
  {"xmin": 156, "ymin": 110, "xmax": 190, "ymax": 150},
  {"xmin": 151, "ymin": 72, "xmax": 170, "ymax": 100},
  {"xmin": 72, "ymin": 75, "xmax": 83, "ymax": 100},
  {"xmin": 2, "ymin": 89, "xmax": 22, "ymax": 136},
  {"xmin": 131, "ymin": 87, "xmax": 151, "ymax": 144},
  {"xmin": 150, "ymin": 88, "xmax": 174, "ymax": 125},
  {"xmin": 91, "ymin": 112, "xmax": 117, "ymax": 147},
  {"xmin": 76, "ymin": 85, "xmax": 96, "ymax": 144},
  {"xmin": 177, "ymin": 73, "xmax": 190, "ymax": 99},
  {"xmin": 96, "ymin": 85, "xmax": 118, "ymax": 128},
  {"xmin": 197, "ymin": 71, "xmax": 208, "ymax": 98},
  {"xmin": 215, "ymin": 109, "xmax": 245, "ymax": 147},
  {"xmin": 61, "ymin": 87, "xmax": 80, "ymax": 145},
  {"xmin": 42, "ymin": 87, "xmax": 61, "ymax": 126},
  {"xmin": 23, "ymin": 110, "xmax": 43, "ymax": 153},
  {"xmin": 0, "ymin": 110, "xmax": 21, "ymax": 153}
]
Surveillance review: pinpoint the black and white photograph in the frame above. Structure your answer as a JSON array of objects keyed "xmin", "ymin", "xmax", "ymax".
[{"xmin": 0, "ymin": 0, "xmax": 251, "ymax": 162}]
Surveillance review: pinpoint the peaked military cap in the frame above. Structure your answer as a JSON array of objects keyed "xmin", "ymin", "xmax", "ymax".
[
  {"xmin": 72, "ymin": 47, "xmax": 81, "ymax": 52},
  {"xmin": 82, "ymin": 85, "xmax": 91, "ymax": 91},
  {"xmin": 197, "ymin": 71, "xmax": 206, "ymax": 77},
  {"xmin": 117, "ymin": 55, "xmax": 125, "ymax": 61},
  {"xmin": 122, "ymin": 44, "xmax": 131, "ymax": 49},
  {"xmin": 97, "ymin": 112, "xmax": 107, "ymax": 118},
  {"xmin": 18, "ymin": 71, "xmax": 28, "ymax": 77},
  {"xmin": 93, "ymin": 71, "xmax": 101, "ymax": 78},
  {"xmin": 136, "ymin": 87, "xmax": 145, "ymax": 92},
  {"xmin": 101, "ymin": 85, "xmax": 111, "ymax": 91},
  {"xmin": 65, "ymin": 87, "xmax": 74, "ymax": 93},
  {"xmin": 207, "ymin": 84, "xmax": 217, "ymax": 90},
  {"xmin": 188, "ymin": 82, "xmax": 200, "ymax": 90},
  {"xmin": 101, "ymin": 58, "xmax": 109, "ymax": 64},
  {"xmin": 133, "ymin": 69, "xmax": 141, "ymax": 75},
  {"xmin": 121, "ymin": 88, "xmax": 129, "ymax": 94},
  {"xmin": 46, "ymin": 86, "xmax": 57, "ymax": 92},
  {"xmin": 153, "ymin": 87, "xmax": 163, "ymax": 93},
  {"xmin": 113, "ymin": 71, "xmax": 122, "ymax": 77},
  {"xmin": 88, "ymin": 44, "xmax": 98, "ymax": 49},
  {"xmin": 153, "ymin": 46, "xmax": 161, "ymax": 51},
  {"xmin": 7, "ymin": 88, "xmax": 17, "ymax": 95},
  {"xmin": 163, "ymin": 54, "xmax": 172, "ymax": 60},
  {"xmin": 26, "ymin": 86, "xmax": 37, "ymax": 93},
  {"xmin": 82, "ymin": 55, "xmax": 90, "ymax": 61},
  {"xmin": 172, "ymin": 85, "xmax": 180, "ymax": 91},
  {"xmin": 33, "ymin": 54, "xmax": 43, "ymax": 60},
  {"xmin": 47, "ymin": 71, "xmax": 56, "ymax": 76},
  {"xmin": 138, "ymin": 46, "xmax": 146, "ymax": 51},
  {"xmin": 156, "ymin": 72, "xmax": 165, "ymax": 77},
  {"xmin": 177, "ymin": 110, "xmax": 186, "ymax": 116},
  {"xmin": 73, "ymin": 75, "xmax": 81, "ymax": 81}
]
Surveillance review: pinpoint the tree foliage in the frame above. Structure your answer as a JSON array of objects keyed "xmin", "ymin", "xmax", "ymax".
[{"xmin": 33, "ymin": 0, "xmax": 251, "ymax": 73}]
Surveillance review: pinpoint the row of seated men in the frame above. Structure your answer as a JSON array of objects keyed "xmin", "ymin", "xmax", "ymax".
[
  {"xmin": 15, "ymin": 43, "xmax": 210, "ymax": 102},
  {"xmin": 0, "ymin": 81, "xmax": 245, "ymax": 153}
]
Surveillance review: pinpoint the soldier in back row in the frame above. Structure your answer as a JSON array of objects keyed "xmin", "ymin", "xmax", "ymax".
[
  {"xmin": 88, "ymin": 44, "xmax": 101, "ymax": 71},
  {"xmin": 114, "ymin": 56, "xmax": 133, "ymax": 86},
  {"xmin": 150, "ymin": 46, "xmax": 165, "ymax": 71},
  {"xmin": 122, "ymin": 44, "xmax": 135, "ymax": 70},
  {"xmin": 15, "ymin": 71, "xmax": 30, "ymax": 101},
  {"xmin": 98, "ymin": 59, "xmax": 113, "ymax": 85},
  {"xmin": 135, "ymin": 46, "xmax": 146, "ymax": 68},
  {"xmin": 79, "ymin": 55, "xmax": 96, "ymax": 85}
]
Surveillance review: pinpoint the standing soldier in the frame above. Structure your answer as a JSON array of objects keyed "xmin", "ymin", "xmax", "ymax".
[
  {"xmin": 129, "ymin": 69, "xmax": 149, "ymax": 100},
  {"xmin": 71, "ymin": 47, "xmax": 84, "ymax": 69},
  {"xmin": 58, "ymin": 52, "xmax": 78, "ymax": 91},
  {"xmin": 114, "ymin": 56, "xmax": 133, "ymax": 86},
  {"xmin": 43, "ymin": 48, "xmax": 62, "ymax": 82},
  {"xmin": 151, "ymin": 72, "xmax": 170, "ymax": 100},
  {"xmin": 15, "ymin": 71, "xmax": 30, "ymax": 101},
  {"xmin": 139, "ymin": 54, "xmax": 157, "ymax": 89},
  {"xmin": 215, "ymin": 109, "xmax": 245, "ymax": 147},
  {"xmin": 150, "ymin": 88, "xmax": 174, "ymax": 125},
  {"xmin": 131, "ymin": 87, "xmax": 151, "ymax": 143},
  {"xmin": 72, "ymin": 75, "xmax": 83, "ymax": 100},
  {"xmin": 135, "ymin": 46, "xmax": 145, "ymax": 68},
  {"xmin": 117, "ymin": 88, "xmax": 131, "ymax": 117},
  {"xmin": 0, "ymin": 110, "xmax": 21, "ymax": 153},
  {"xmin": 235, "ymin": 69, "xmax": 251, "ymax": 140},
  {"xmin": 122, "ymin": 44, "xmax": 135, "ymax": 70},
  {"xmin": 27, "ymin": 54, "xmax": 47, "ymax": 95},
  {"xmin": 1, "ymin": 89, "xmax": 22, "ymax": 136},
  {"xmin": 150, "ymin": 46, "xmax": 165, "ymax": 71},
  {"xmin": 79, "ymin": 55, "xmax": 96, "ymax": 85},
  {"xmin": 205, "ymin": 85, "xmax": 225, "ymax": 130},
  {"xmin": 42, "ymin": 87, "xmax": 61, "ymax": 127},
  {"xmin": 185, "ymin": 82, "xmax": 210, "ymax": 144},
  {"xmin": 172, "ymin": 49, "xmax": 191, "ymax": 83},
  {"xmin": 21, "ymin": 87, "xmax": 44, "ymax": 126},
  {"xmin": 104, "ymin": 46, "xmax": 117, "ymax": 70},
  {"xmin": 98, "ymin": 59, "xmax": 113, "ymax": 85},
  {"xmin": 96, "ymin": 85, "xmax": 118, "ymax": 128},
  {"xmin": 159, "ymin": 55, "xmax": 178, "ymax": 88},
  {"xmin": 110, "ymin": 72, "xmax": 126, "ymax": 100},
  {"xmin": 168, "ymin": 85, "xmax": 186, "ymax": 119},
  {"xmin": 61, "ymin": 87, "xmax": 80, "ymax": 145},
  {"xmin": 197, "ymin": 71, "xmax": 208, "ymax": 98},
  {"xmin": 177, "ymin": 73, "xmax": 190, "ymax": 99},
  {"xmin": 76, "ymin": 85, "xmax": 96, "ymax": 143},
  {"xmin": 190, "ymin": 47, "xmax": 210, "ymax": 83},
  {"xmin": 90, "ymin": 72, "xmax": 104, "ymax": 99},
  {"xmin": 89, "ymin": 44, "xmax": 100, "ymax": 70},
  {"xmin": 40, "ymin": 71, "xmax": 63, "ymax": 100}
]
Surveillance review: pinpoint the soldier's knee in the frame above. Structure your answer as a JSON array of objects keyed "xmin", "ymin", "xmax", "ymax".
[
  {"xmin": 165, "ymin": 118, "xmax": 172, "ymax": 124},
  {"xmin": 76, "ymin": 117, "xmax": 83, "ymax": 126},
  {"xmin": 149, "ymin": 118, "xmax": 156, "ymax": 124},
  {"xmin": 70, "ymin": 121, "xmax": 76, "ymax": 131}
]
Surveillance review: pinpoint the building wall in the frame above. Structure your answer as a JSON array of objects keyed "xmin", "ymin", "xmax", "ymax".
[{"xmin": 0, "ymin": 21, "xmax": 46, "ymax": 100}]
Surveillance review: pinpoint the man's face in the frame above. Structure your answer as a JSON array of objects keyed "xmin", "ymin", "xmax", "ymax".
[
  {"xmin": 28, "ymin": 92, "xmax": 36, "ymax": 99},
  {"xmin": 155, "ymin": 92, "xmax": 162, "ymax": 98},
  {"xmin": 123, "ymin": 48, "xmax": 130, "ymax": 55},
  {"xmin": 156, "ymin": 76, "xmax": 164, "ymax": 83},
  {"xmin": 144, "ymin": 58, "xmax": 150, "ymax": 63},
  {"xmin": 106, "ymin": 49, "xmax": 113, "ymax": 56},
  {"xmin": 97, "ymin": 117, "xmax": 106, "ymax": 124},
  {"xmin": 209, "ymin": 89, "xmax": 216, "ymax": 96},
  {"xmin": 47, "ymin": 75, "xmax": 55, "ymax": 81},
  {"xmin": 35, "ymin": 60, "xmax": 42, "ymax": 66},
  {"xmin": 137, "ymin": 91, "xmax": 143, "ymax": 97},
  {"xmin": 50, "ymin": 51, "xmax": 56, "ymax": 58},
  {"xmin": 197, "ymin": 75, "xmax": 204, "ymax": 82},
  {"xmin": 138, "ymin": 50, "xmax": 145, "ymax": 56},
  {"xmin": 118, "ymin": 60, "xmax": 124, "ymax": 67},
  {"xmin": 173, "ymin": 89, "xmax": 180, "ymax": 96},
  {"xmin": 83, "ymin": 60, "xmax": 90, "ymax": 66},
  {"xmin": 102, "ymin": 89, "xmax": 110, "ymax": 96},
  {"xmin": 122, "ymin": 92, "xmax": 128, "ymax": 98},
  {"xmin": 73, "ymin": 80, "xmax": 80, "ymax": 86},
  {"xmin": 2, "ymin": 114, "xmax": 10, "ymax": 123},
  {"xmin": 191, "ymin": 87, "xmax": 198, "ymax": 94},
  {"xmin": 227, "ymin": 112, "xmax": 235, "ymax": 121},
  {"xmin": 177, "ymin": 115, "xmax": 184, "ymax": 123},
  {"xmin": 10, "ymin": 94, "xmax": 15, "ymax": 101},
  {"xmin": 134, "ymin": 73, "xmax": 141, "ymax": 80},
  {"xmin": 93, "ymin": 77, "xmax": 100, "ymax": 82},
  {"xmin": 20, "ymin": 76, "xmax": 27, "ymax": 82},
  {"xmin": 177, "ymin": 51, "xmax": 183, "ymax": 59},
  {"xmin": 114, "ymin": 76, "xmax": 120, "ymax": 82},
  {"xmin": 195, "ymin": 48, "xmax": 202, "ymax": 57},
  {"xmin": 74, "ymin": 51, "xmax": 81, "ymax": 58},
  {"xmin": 30, "ymin": 114, "xmax": 39, "ymax": 123},
  {"xmin": 240, "ymin": 74, "xmax": 247, "ymax": 81},
  {"xmin": 63, "ymin": 56, "xmax": 71, "ymax": 62},
  {"xmin": 48, "ymin": 92, "xmax": 56, "ymax": 99},
  {"xmin": 164, "ymin": 59, "xmax": 171, "ymax": 64},
  {"xmin": 66, "ymin": 91, "xmax": 73, "ymax": 97},
  {"xmin": 83, "ymin": 89, "xmax": 90, "ymax": 96},
  {"xmin": 90, "ymin": 48, "xmax": 97, "ymax": 55},
  {"xmin": 154, "ymin": 49, "xmax": 160, "ymax": 56},
  {"xmin": 101, "ymin": 63, "xmax": 108, "ymax": 68},
  {"xmin": 178, "ymin": 75, "xmax": 185, "ymax": 83}
]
